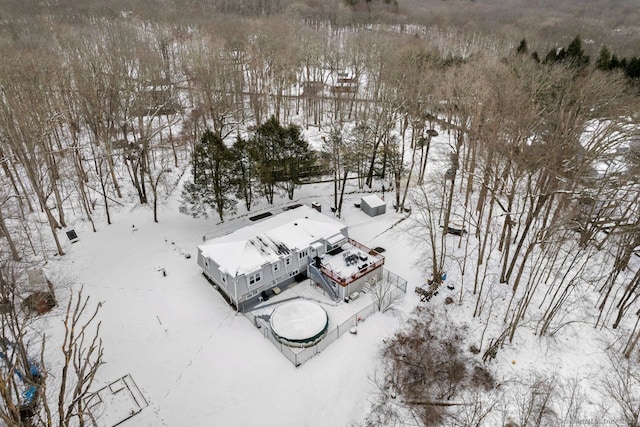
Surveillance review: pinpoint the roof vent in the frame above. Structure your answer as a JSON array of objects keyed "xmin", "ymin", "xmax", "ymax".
[{"xmin": 294, "ymin": 222, "xmax": 298, "ymax": 226}]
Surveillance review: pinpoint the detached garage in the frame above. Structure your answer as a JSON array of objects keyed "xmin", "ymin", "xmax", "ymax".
[{"xmin": 360, "ymin": 194, "xmax": 386, "ymax": 217}]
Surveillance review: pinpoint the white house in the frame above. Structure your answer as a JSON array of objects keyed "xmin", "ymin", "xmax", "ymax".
[{"xmin": 197, "ymin": 205, "xmax": 384, "ymax": 311}]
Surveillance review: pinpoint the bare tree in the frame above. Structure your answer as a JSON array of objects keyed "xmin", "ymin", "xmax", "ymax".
[
  {"xmin": 508, "ymin": 373, "xmax": 558, "ymax": 427},
  {"xmin": 368, "ymin": 306, "xmax": 495, "ymax": 426},
  {"xmin": 0, "ymin": 184, "xmax": 21, "ymax": 261},
  {"xmin": 0, "ymin": 260, "xmax": 103, "ymax": 427},
  {"xmin": 182, "ymin": 34, "xmax": 244, "ymax": 141},
  {"xmin": 0, "ymin": 51, "xmax": 67, "ymax": 256},
  {"xmin": 448, "ymin": 390, "xmax": 501, "ymax": 427},
  {"xmin": 50, "ymin": 287, "xmax": 104, "ymax": 427},
  {"xmin": 322, "ymin": 125, "xmax": 346, "ymax": 213},
  {"xmin": 409, "ymin": 184, "xmax": 448, "ymax": 288},
  {"xmin": 599, "ymin": 353, "xmax": 640, "ymax": 427},
  {"xmin": 364, "ymin": 276, "xmax": 402, "ymax": 313}
]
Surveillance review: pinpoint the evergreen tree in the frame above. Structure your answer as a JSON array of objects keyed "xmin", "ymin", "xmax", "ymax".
[
  {"xmin": 180, "ymin": 129, "xmax": 236, "ymax": 221},
  {"xmin": 250, "ymin": 116, "xmax": 313, "ymax": 203},
  {"xmin": 543, "ymin": 36, "xmax": 589, "ymax": 68},
  {"xmin": 596, "ymin": 46, "xmax": 612, "ymax": 71},
  {"xmin": 231, "ymin": 135, "xmax": 256, "ymax": 211},
  {"xmin": 278, "ymin": 124, "xmax": 314, "ymax": 200},
  {"xmin": 250, "ymin": 117, "xmax": 284, "ymax": 204},
  {"xmin": 619, "ymin": 57, "xmax": 628, "ymax": 70},
  {"xmin": 516, "ymin": 38, "xmax": 528, "ymax": 54},
  {"xmin": 544, "ymin": 48, "xmax": 559, "ymax": 64},
  {"xmin": 626, "ymin": 56, "xmax": 640, "ymax": 79},
  {"xmin": 610, "ymin": 54, "xmax": 621, "ymax": 69},
  {"xmin": 556, "ymin": 47, "xmax": 567, "ymax": 62},
  {"xmin": 531, "ymin": 51, "xmax": 540, "ymax": 63},
  {"xmin": 565, "ymin": 35, "xmax": 589, "ymax": 67}
]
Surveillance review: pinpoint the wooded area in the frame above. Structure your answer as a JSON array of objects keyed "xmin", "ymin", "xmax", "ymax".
[{"xmin": 1, "ymin": 0, "xmax": 640, "ymax": 425}]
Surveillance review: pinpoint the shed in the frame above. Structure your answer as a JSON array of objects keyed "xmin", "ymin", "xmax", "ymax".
[{"xmin": 360, "ymin": 195, "xmax": 386, "ymax": 217}]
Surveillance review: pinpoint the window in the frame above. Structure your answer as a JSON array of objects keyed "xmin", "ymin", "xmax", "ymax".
[
  {"xmin": 221, "ymin": 274, "xmax": 226, "ymax": 283},
  {"xmin": 298, "ymin": 249, "xmax": 309, "ymax": 259},
  {"xmin": 285, "ymin": 257, "xmax": 291, "ymax": 266},
  {"xmin": 289, "ymin": 270, "xmax": 298, "ymax": 278},
  {"xmin": 273, "ymin": 262, "xmax": 280, "ymax": 274},
  {"xmin": 248, "ymin": 271, "xmax": 262, "ymax": 285}
]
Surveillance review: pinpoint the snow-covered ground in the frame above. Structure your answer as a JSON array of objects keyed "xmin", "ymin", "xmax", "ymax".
[
  {"xmin": 32, "ymin": 122, "xmax": 639, "ymax": 426},
  {"xmin": 43, "ymin": 175, "xmax": 420, "ymax": 427}
]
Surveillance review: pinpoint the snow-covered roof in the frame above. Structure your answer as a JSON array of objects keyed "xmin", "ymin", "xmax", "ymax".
[
  {"xmin": 361, "ymin": 194, "xmax": 385, "ymax": 208},
  {"xmin": 321, "ymin": 243, "xmax": 381, "ymax": 281},
  {"xmin": 199, "ymin": 206, "xmax": 346, "ymax": 276},
  {"xmin": 326, "ymin": 234, "xmax": 345, "ymax": 246}
]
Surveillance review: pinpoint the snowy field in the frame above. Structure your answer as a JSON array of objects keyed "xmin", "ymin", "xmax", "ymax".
[
  {"xmin": 21, "ymin": 110, "xmax": 638, "ymax": 427},
  {"xmin": 42, "ymin": 176, "xmax": 423, "ymax": 427},
  {"xmin": 32, "ymin": 127, "xmax": 638, "ymax": 426}
]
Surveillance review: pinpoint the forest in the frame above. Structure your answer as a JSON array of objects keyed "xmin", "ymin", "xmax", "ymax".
[{"xmin": 1, "ymin": 0, "xmax": 640, "ymax": 425}]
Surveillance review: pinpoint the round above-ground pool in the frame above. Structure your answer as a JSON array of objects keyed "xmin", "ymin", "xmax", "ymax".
[{"xmin": 270, "ymin": 300, "xmax": 329, "ymax": 348}]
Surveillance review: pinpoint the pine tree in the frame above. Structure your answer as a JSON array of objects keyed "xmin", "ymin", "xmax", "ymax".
[
  {"xmin": 542, "ymin": 36, "xmax": 590, "ymax": 68},
  {"xmin": 544, "ymin": 48, "xmax": 558, "ymax": 64},
  {"xmin": 625, "ymin": 56, "xmax": 640, "ymax": 79},
  {"xmin": 278, "ymin": 124, "xmax": 313, "ymax": 200},
  {"xmin": 531, "ymin": 51, "xmax": 540, "ymax": 63},
  {"xmin": 231, "ymin": 136, "xmax": 256, "ymax": 211},
  {"xmin": 565, "ymin": 35, "xmax": 589, "ymax": 67},
  {"xmin": 516, "ymin": 38, "xmax": 528, "ymax": 54},
  {"xmin": 250, "ymin": 116, "xmax": 313, "ymax": 203},
  {"xmin": 610, "ymin": 54, "xmax": 621, "ymax": 69},
  {"xmin": 180, "ymin": 129, "xmax": 236, "ymax": 221},
  {"xmin": 596, "ymin": 46, "xmax": 612, "ymax": 71},
  {"xmin": 249, "ymin": 117, "xmax": 284, "ymax": 204}
]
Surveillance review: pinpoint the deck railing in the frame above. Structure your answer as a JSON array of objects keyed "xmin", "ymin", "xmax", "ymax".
[
  {"xmin": 319, "ymin": 238, "xmax": 385, "ymax": 288},
  {"xmin": 347, "ymin": 238, "xmax": 384, "ymax": 260}
]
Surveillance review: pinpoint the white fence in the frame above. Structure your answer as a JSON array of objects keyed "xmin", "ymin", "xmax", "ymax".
[
  {"xmin": 245, "ymin": 270, "xmax": 407, "ymax": 367},
  {"xmin": 382, "ymin": 269, "xmax": 407, "ymax": 293}
]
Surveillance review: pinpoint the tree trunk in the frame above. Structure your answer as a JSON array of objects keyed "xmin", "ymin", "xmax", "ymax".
[
  {"xmin": 505, "ymin": 191, "xmax": 551, "ymax": 290},
  {"xmin": 337, "ymin": 169, "xmax": 349, "ymax": 218},
  {"xmin": 0, "ymin": 207, "xmax": 20, "ymax": 260},
  {"xmin": 365, "ymin": 131, "xmax": 382, "ymax": 189}
]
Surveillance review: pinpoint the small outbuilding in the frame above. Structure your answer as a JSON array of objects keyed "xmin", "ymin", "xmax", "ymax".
[{"xmin": 360, "ymin": 194, "xmax": 386, "ymax": 217}]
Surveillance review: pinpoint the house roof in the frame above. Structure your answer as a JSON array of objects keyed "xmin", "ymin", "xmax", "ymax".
[
  {"xmin": 361, "ymin": 194, "xmax": 385, "ymax": 209},
  {"xmin": 199, "ymin": 206, "xmax": 347, "ymax": 277},
  {"xmin": 326, "ymin": 234, "xmax": 345, "ymax": 246}
]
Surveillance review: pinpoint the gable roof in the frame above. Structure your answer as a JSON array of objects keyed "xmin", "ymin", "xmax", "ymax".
[{"xmin": 199, "ymin": 206, "xmax": 347, "ymax": 276}]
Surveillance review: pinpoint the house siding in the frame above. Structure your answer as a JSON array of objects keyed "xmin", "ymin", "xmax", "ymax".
[
  {"xmin": 197, "ymin": 206, "xmax": 350, "ymax": 311},
  {"xmin": 200, "ymin": 225, "xmax": 375, "ymax": 308},
  {"xmin": 340, "ymin": 267, "xmax": 384, "ymax": 300},
  {"xmin": 237, "ymin": 273, "xmax": 302, "ymax": 311},
  {"xmin": 227, "ymin": 248, "xmax": 316, "ymax": 309},
  {"xmin": 200, "ymin": 249, "xmax": 315, "ymax": 309}
]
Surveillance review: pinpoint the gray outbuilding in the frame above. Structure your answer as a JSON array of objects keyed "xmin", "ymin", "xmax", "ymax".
[{"xmin": 360, "ymin": 194, "xmax": 386, "ymax": 217}]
